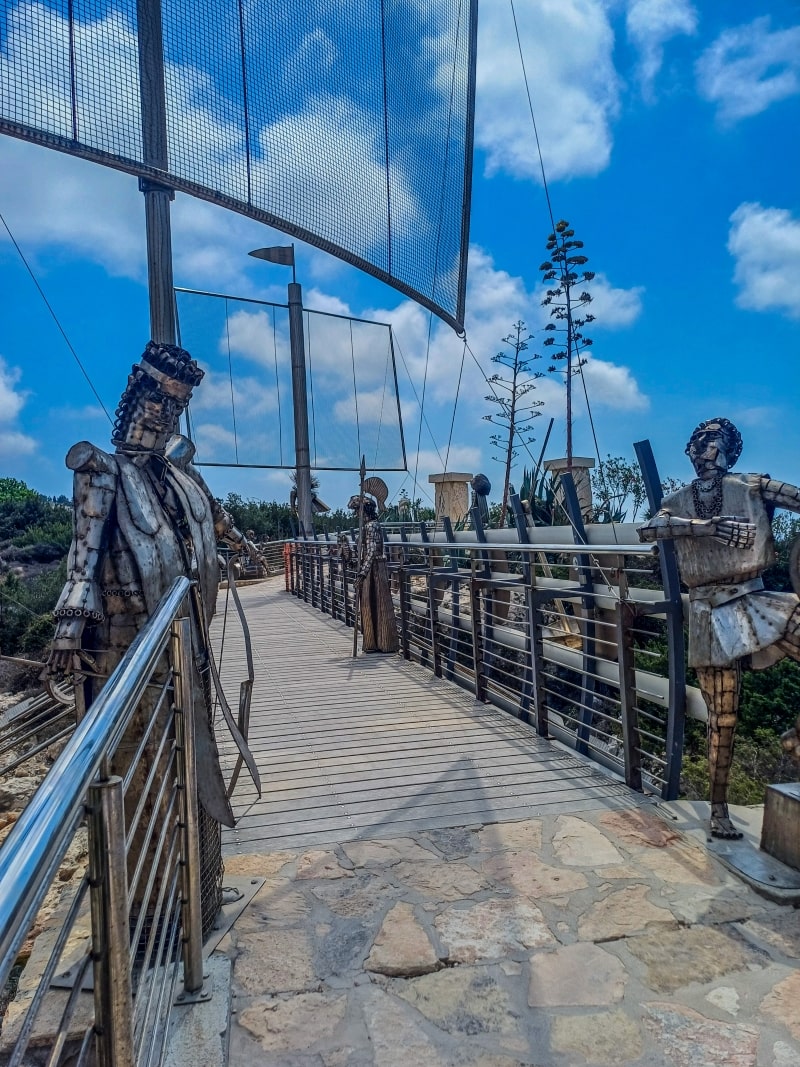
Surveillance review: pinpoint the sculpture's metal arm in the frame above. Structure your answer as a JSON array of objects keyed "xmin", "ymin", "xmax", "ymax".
[
  {"xmin": 182, "ymin": 461, "xmax": 260, "ymax": 561},
  {"xmin": 46, "ymin": 442, "xmax": 117, "ymax": 677},
  {"xmin": 638, "ymin": 509, "xmax": 755, "ymax": 549},
  {"xmin": 761, "ymin": 478, "xmax": 800, "ymax": 514}
]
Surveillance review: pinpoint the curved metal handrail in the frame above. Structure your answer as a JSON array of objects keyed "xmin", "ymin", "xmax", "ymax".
[{"xmin": 0, "ymin": 575, "xmax": 191, "ymax": 993}]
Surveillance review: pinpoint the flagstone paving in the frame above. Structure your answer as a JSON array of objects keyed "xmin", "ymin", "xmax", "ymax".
[{"xmin": 217, "ymin": 805, "xmax": 800, "ymax": 1066}]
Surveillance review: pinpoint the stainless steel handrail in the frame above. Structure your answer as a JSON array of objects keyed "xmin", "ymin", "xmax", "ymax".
[
  {"xmin": 0, "ymin": 575, "xmax": 191, "ymax": 993},
  {"xmin": 303, "ymin": 538, "xmax": 656, "ymax": 554}
]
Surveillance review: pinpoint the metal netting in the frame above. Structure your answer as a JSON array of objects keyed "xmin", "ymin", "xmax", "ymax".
[
  {"xmin": 0, "ymin": 0, "xmax": 476, "ymax": 331},
  {"xmin": 176, "ymin": 286, "xmax": 406, "ymax": 471}
]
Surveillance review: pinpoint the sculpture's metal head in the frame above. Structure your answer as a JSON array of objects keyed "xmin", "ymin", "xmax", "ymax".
[
  {"xmin": 471, "ymin": 474, "xmax": 491, "ymax": 498},
  {"xmin": 112, "ymin": 341, "xmax": 204, "ymax": 453},
  {"xmin": 685, "ymin": 418, "xmax": 743, "ymax": 477},
  {"xmin": 348, "ymin": 494, "xmax": 378, "ymax": 521}
]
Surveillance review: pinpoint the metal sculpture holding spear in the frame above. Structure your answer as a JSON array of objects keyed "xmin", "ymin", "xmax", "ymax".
[{"xmin": 348, "ymin": 460, "xmax": 399, "ymax": 656}]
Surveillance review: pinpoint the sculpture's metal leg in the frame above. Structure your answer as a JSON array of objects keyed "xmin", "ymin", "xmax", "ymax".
[
  {"xmin": 696, "ymin": 664, "xmax": 743, "ymax": 839},
  {"xmin": 777, "ymin": 606, "xmax": 800, "ymax": 760}
]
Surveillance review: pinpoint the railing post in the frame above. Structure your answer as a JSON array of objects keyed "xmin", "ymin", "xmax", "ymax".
[
  {"xmin": 529, "ymin": 590, "xmax": 549, "ymax": 737},
  {"xmin": 326, "ymin": 534, "xmax": 335, "ymax": 616},
  {"xmin": 171, "ymin": 617, "xmax": 204, "ymax": 993},
  {"xmin": 635, "ymin": 438, "xmax": 686, "ymax": 800},
  {"xmin": 441, "ymin": 517, "xmax": 460, "ymax": 681},
  {"xmin": 616, "ymin": 600, "xmax": 643, "ymax": 791},
  {"xmin": 427, "ymin": 545, "xmax": 442, "ymax": 678},
  {"xmin": 397, "ymin": 565, "xmax": 411, "ymax": 660},
  {"xmin": 469, "ymin": 571, "xmax": 485, "ymax": 702},
  {"xmin": 87, "ymin": 775, "xmax": 135, "ymax": 1067},
  {"xmin": 560, "ymin": 473, "xmax": 599, "ymax": 756},
  {"xmin": 342, "ymin": 547, "xmax": 351, "ymax": 626}
]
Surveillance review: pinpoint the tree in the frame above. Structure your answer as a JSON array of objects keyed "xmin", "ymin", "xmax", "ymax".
[
  {"xmin": 483, "ymin": 321, "xmax": 544, "ymax": 528},
  {"xmin": 591, "ymin": 455, "xmax": 648, "ymax": 523},
  {"xmin": 540, "ymin": 220, "xmax": 595, "ymax": 467}
]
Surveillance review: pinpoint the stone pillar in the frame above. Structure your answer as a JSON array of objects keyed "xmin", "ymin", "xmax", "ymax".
[
  {"xmin": 428, "ymin": 473, "xmax": 473, "ymax": 523},
  {"xmin": 543, "ymin": 457, "xmax": 595, "ymax": 522}
]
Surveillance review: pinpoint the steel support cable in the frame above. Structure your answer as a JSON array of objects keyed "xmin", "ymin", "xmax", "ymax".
[
  {"xmin": 272, "ymin": 305, "xmax": 284, "ymax": 465},
  {"xmin": 411, "ymin": 0, "xmax": 464, "ymax": 501},
  {"xmin": 349, "ymin": 318, "xmax": 361, "ymax": 461},
  {"xmin": 237, "ymin": 0, "xmax": 252, "ymax": 204},
  {"xmin": 392, "ymin": 332, "xmax": 446, "ymax": 472},
  {"xmin": 412, "ymin": 312, "xmax": 435, "ymax": 505},
  {"xmin": 0, "ymin": 211, "xmax": 113, "ymax": 423},
  {"xmin": 307, "ymin": 310, "xmax": 319, "ymax": 464},
  {"xmin": 372, "ymin": 335, "xmax": 392, "ymax": 472},
  {"xmin": 444, "ymin": 337, "xmax": 467, "ymax": 475},
  {"xmin": 224, "ymin": 299, "xmax": 240, "ymax": 463},
  {"xmin": 509, "ymin": 0, "xmax": 556, "ymax": 234},
  {"xmin": 379, "ymin": 0, "xmax": 393, "ymax": 278},
  {"xmin": 514, "ymin": 0, "xmax": 614, "ymax": 533}
]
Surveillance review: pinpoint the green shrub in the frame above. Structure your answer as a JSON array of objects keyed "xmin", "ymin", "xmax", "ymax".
[{"xmin": 0, "ymin": 562, "xmax": 66, "ymax": 658}]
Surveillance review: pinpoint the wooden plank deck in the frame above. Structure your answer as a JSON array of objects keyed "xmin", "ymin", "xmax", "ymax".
[{"xmin": 211, "ymin": 578, "xmax": 640, "ymax": 855}]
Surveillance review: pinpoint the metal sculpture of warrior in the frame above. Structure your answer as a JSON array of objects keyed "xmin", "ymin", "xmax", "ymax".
[
  {"xmin": 638, "ymin": 418, "xmax": 800, "ymax": 839},
  {"xmin": 46, "ymin": 341, "xmax": 260, "ymax": 928},
  {"xmin": 348, "ymin": 480, "xmax": 399, "ymax": 654}
]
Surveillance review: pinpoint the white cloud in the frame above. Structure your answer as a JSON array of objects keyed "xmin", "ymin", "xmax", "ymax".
[
  {"xmin": 296, "ymin": 29, "xmax": 337, "ymax": 71},
  {"xmin": 189, "ymin": 367, "xmax": 279, "ymax": 416},
  {"xmin": 582, "ymin": 272, "xmax": 644, "ymax": 327},
  {"xmin": 625, "ymin": 0, "xmax": 698, "ymax": 98},
  {"xmin": 578, "ymin": 356, "xmax": 650, "ymax": 411},
  {"xmin": 405, "ymin": 445, "xmax": 483, "ymax": 480},
  {"xmin": 190, "ymin": 422, "xmax": 238, "ymax": 461},
  {"xmin": 223, "ymin": 309, "xmax": 286, "ymax": 366},
  {"xmin": 727, "ymin": 202, "xmax": 800, "ymax": 319},
  {"xmin": 333, "ymin": 388, "xmax": 397, "ymax": 425},
  {"xmin": 475, "ymin": 0, "xmax": 620, "ymax": 181},
  {"xmin": 696, "ymin": 17, "xmax": 800, "ymax": 123},
  {"xmin": 0, "ymin": 358, "xmax": 37, "ymax": 457}
]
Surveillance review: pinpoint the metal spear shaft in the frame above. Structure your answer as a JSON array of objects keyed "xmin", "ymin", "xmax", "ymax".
[{"xmin": 352, "ymin": 456, "xmax": 366, "ymax": 657}]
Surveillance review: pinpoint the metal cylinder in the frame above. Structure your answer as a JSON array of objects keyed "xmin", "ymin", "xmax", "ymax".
[
  {"xmin": 137, "ymin": 0, "xmax": 176, "ymax": 344},
  {"xmin": 171, "ymin": 617, "xmax": 204, "ymax": 993},
  {"xmin": 87, "ymin": 776, "xmax": 135, "ymax": 1067},
  {"xmin": 288, "ymin": 281, "xmax": 314, "ymax": 537}
]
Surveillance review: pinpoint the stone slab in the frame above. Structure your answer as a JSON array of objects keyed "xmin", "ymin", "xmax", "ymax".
[{"xmin": 164, "ymin": 953, "xmax": 231, "ymax": 1067}]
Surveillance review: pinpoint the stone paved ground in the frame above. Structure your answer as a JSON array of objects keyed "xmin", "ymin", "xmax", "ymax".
[{"xmin": 217, "ymin": 805, "xmax": 800, "ymax": 1066}]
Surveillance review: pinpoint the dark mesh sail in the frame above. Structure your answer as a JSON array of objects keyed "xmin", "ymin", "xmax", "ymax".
[{"xmin": 0, "ymin": 0, "xmax": 476, "ymax": 331}]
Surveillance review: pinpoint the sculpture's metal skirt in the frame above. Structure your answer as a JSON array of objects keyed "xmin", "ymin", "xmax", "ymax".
[{"xmin": 689, "ymin": 585, "xmax": 799, "ymax": 668}]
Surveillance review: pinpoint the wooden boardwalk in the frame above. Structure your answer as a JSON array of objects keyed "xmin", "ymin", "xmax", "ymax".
[{"xmin": 211, "ymin": 578, "xmax": 640, "ymax": 855}]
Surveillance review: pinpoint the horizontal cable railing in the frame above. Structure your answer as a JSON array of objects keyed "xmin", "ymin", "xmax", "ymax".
[
  {"xmin": 0, "ymin": 576, "xmax": 206, "ymax": 1067},
  {"xmin": 289, "ymin": 522, "xmax": 702, "ymax": 801}
]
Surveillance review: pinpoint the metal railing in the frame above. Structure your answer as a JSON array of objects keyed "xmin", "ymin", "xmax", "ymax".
[
  {"xmin": 289, "ymin": 507, "xmax": 706, "ymax": 801},
  {"xmin": 0, "ymin": 577, "xmax": 206, "ymax": 1067}
]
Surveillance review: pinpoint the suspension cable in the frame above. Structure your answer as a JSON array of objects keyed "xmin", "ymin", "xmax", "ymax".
[
  {"xmin": 224, "ymin": 299, "xmax": 240, "ymax": 464},
  {"xmin": 0, "ymin": 210, "xmax": 113, "ymax": 423},
  {"xmin": 509, "ymin": 0, "xmax": 609, "ymax": 498}
]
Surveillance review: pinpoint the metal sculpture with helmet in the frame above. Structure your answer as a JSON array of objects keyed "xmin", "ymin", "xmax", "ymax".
[{"xmin": 348, "ymin": 475, "xmax": 399, "ymax": 655}]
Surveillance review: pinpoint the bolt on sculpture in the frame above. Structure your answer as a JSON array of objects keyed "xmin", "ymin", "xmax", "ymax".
[
  {"xmin": 638, "ymin": 418, "xmax": 800, "ymax": 838},
  {"xmin": 348, "ymin": 477, "xmax": 399, "ymax": 655},
  {"xmin": 46, "ymin": 341, "xmax": 260, "ymax": 928}
]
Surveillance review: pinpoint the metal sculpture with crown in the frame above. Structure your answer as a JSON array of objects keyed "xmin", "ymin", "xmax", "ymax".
[
  {"xmin": 46, "ymin": 340, "xmax": 261, "ymax": 931},
  {"xmin": 638, "ymin": 418, "xmax": 800, "ymax": 839}
]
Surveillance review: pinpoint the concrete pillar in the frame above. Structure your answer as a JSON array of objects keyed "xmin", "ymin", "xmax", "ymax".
[
  {"xmin": 543, "ymin": 457, "xmax": 595, "ymax": 522},
  {"xmin": 428, "ymin": 473, "xmax": 473, "ymax": 523}
]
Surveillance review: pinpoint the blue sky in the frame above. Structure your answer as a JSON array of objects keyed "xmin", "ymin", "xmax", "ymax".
[{"xmin": 1, "ymin": 0, "xmax": 799, "ymax": 517}]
